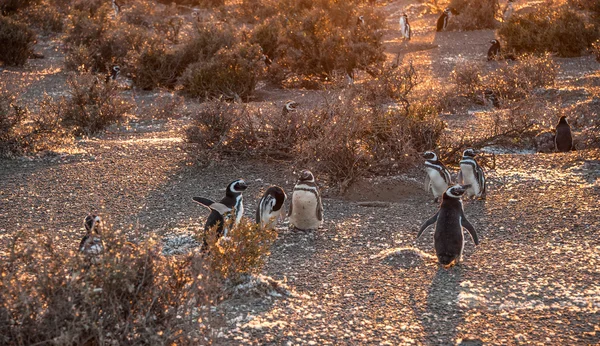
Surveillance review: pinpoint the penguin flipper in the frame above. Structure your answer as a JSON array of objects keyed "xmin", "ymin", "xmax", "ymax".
[
  {"xmin": 316, "ymin": 197, "xmax": 323, "ymax": 221},
  {"xmin": 79, "ymin": 235, "xmax": 89, "ymax": 252},
  {"xmin": 193, "ymin": 197, "xmax": 215, "ymax": 207},
  {"xmin": 288, "ymin": 197, "xmax": 293, "ymax": 217},
  {"xmin": 193, "ymin": 197, "xmax": 231, "ymax": 215},
  {"xmin": 461, "ymin": 213, "xmax": 479, "ymax": 245},
  {"xmin": 417, "ymin": 211, "xmax": 438, "ymax": 239}
]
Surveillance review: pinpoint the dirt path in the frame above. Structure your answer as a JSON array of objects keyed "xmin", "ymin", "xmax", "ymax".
[{"xmin": 1, "ymin": 1, "xmax": 600, "ymax": 345}]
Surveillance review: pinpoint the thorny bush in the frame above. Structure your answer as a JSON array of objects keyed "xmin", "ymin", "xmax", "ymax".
[
  {"xmin": 447, "ymin": 0, "xmax": 499, "ymax": 31},
  {"xmin": 0, "ymin": 15, "xmax": 36, "ymax": 66}
]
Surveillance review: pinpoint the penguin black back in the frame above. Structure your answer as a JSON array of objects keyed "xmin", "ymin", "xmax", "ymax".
[
  {"xmin": 555, "ymin": 116, "xmax": 573, "ymax": 152},
  {"xmin": 436, "ymin": 9, "xmax": 450, "ymax": 31},
  {"xmin": 487, "ymin": 40, "xmax": 501, "ymax": 61}
]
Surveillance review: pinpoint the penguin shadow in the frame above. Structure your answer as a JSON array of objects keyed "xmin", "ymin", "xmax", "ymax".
[{"xmin": 413, "ymin": 266, "xmax": 482, "ymax": 345}]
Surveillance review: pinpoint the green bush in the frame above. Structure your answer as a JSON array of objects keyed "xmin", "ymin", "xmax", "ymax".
[
  {"xmin": 448, "ymin": 0, "xmax": 499, "ymax": 30},
  {"xmin": 499, "ymin": 7, "xmax": 599, "ymax": 57},
  {"xmin": 0, "ymin": 16, "xmax": 36, "ymax": 66},
  {"xmin": 180, "ymin": 43, "xmax": 263, "ymax": 100}
]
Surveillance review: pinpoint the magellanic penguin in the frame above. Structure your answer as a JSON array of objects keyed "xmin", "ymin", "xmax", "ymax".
[
  {"xmin": 555, "ymin": 116, "xmax": 573, "ymax": 152},
  {"xmin": 193, "ymin": 179, "xmax": 248, "ymax": 244},
  {"xmin": 288, "ymin": 170, "xmax": 323, "ymax": 231},
  {"xmin": 79, "ymin": 214, "xmax": 104, "ymax": 263},
  {"xmin": 357, "ymin": 15, "xmax": 365, "ymax": 26},
  {"xmin": 457, "ymin": 149, "xmax": 486, "ymax": 199},
  {"xmin": 487, "ymin": 40, "xmax": 501, "ymax": 61},
  {"xmin": 105, "ymin": 65, "xmax": 120, "ymax": 83},
  {"xmin": 111, "ymin": 0, "xmax": 121, "ymax": 17},
  {"xmin": 483, "ymin": 89, "xmax": 500, "ymax": 108},
  {"xmin": 416, "ymin": 184, "xmax": 479, "ymax": 268},
  {"xmin": 282, "ymin": 101, "xmax": 299, "ymax": 115},
  {"xmin": 399, "ymin": 13, "xmax": 411, "ymax": 40},
  {"xmin": 503, "ymin": 0, "xmax": 515, "ymax": 22},
  {"xmin": 256, "ymin": 186, "xmax": 287, "ymax": 230},
  {"xmin": 423, "ymin": 151, "xmax": 452, "ymax": 203},
  {"xmin": 436, "ymin": 8, "xmax": 451, "ymax": 32}
]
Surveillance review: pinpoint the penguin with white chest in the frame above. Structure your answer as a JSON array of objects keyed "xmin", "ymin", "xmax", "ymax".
[
  {"xmin": 79, "ymin": 214, "xmax": 104, "ymax": 263},
  {"xmin": 457, "ymin": 149, "xmax": 486, "ymax": 199},
  {"xmin": 193, "ymin": 179, "xmax": 248, "ymax": 245},
  {"xmin": 436, "ymin": 8, "xmax": 451, "ymax": 32},
  {"xmin": 399, "ymin": 13, "xmax": 411, "ymax": 40},
  {"xmin": 554, "ymin": 116, "xmax": 573, "ymax": 152},
  {"xmin": 288, "ymin": 170, "xmax": 323, "ymax": 231},
  {"xmin": 256, "ymin": 186, "xmax": 287, "ymax": 230},
  {"xmin": 423, "ymin": 151, "xmax": 452, "ymax": 203},
  {"xmin": 417, "ymin": 184, "xmax": 479, "ymax": 268}
]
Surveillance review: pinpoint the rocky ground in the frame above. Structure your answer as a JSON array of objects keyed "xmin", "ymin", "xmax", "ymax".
[{"xmin": 1, "ymin": 0, "xmax": 599, "ymax": 344}]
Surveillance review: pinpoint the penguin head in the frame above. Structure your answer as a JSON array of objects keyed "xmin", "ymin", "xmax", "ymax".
[
  {"xmin": 558, "ymin": 115, "xmax": 568, "ymax": 125},
  {"xmin": 445, "ymin": 184, "xmax": 471, "ymax": 199},
  {"xmin": 284, "ymin": 101, "xmax": 299, "ymax": 112},
  {"xmin": 422, "ymin": 151, "xmax": 438, "ymax": 161},
  {"xmin": 227, "ymin": 179, "xmax": 248, "ymax": 195},
  {"xmin": 402, "ymin": 13, "xmax": 408, "ymax": 19},
  {"xmin": 265, "ymin": 186, "xmax": 287, "ymax": 211},
  {"xmin": 84, "ymin": 214, "xmax": 102, "ymax": 234},
  {"xmin": 298, "ymin": 170, "xmax": 315, "ymax": 183},
  {"xmin": 192, "ymin": 11, "xmax": 199, "ymax": 18},
  {"xmin": 357, "ymin": 16, "xmax": 365, "ymax": 25},
  {"xmin": 484, "ymin": 89, "xmax": 494, "ymax": 96},
  {"xmin": 112, "ymin": 65, "xmax": 120, "ymax": 73},
  {"xmin": 462, "ymin": 148, "xmax": 477, "ymax": 158},
  {"xmin": 490, "ymin": 39, "xmax": 499, "ymax": 46}
]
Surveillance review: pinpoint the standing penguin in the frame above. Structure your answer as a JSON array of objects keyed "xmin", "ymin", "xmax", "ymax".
[
  {"xmin": 105, "ymin": 65, "xmax": 120, "ymax": 83},
  {"xmin": 483, "ymin": 89, "xmax": 500, "ymax": 108},
  {"xmin": 458, "ymin": 149, "xmax": 486, "ymax": 199},
  {"xmin": 487, "ymin": 40, "xmax": 501, "ymax": 61},
  {"xmin": 416, "ymin": 184, "xmax": 479, "ymax": 268},
  {"xmin": 193, "ymin": 179, "xmax": 248, "ymax": 244},
  {"xmin": 503, "ymin": 0, "xmax": 515, "ymax": 22},
  {"xmin": 282, "ymin": 101, "xmax": 299, "ymax": 115},
  {"xmin": 111, "ymin": 0, "xmax": 121, "ymax": 17},
  {"xmin": 288, "ymin": 170, "xmax": 323, "ymax": 231},
  {"xmin": 423, "ymin": 151, "xmax": 452, "ymax": 203},
  {"xmin": 555, "ymin": 116, "xmax": 573, "ymax": 152},
  {"xmin": 399, "ymin": 13, "xmax": 411, "ymax": 40},
  {"xmin": 79, "ymin": 214, "xmax": 104, "ymax": 263},
  {"xmin": 436, "ymin": 8, "xmax": 451, "ymax": 32},
  {"xmin": 357, "ymin": 15, "xmax": 365, "ymax": 26},
  {"xmin": 256, "ymin": 186, "xmax": 287, "ymax": 230}
]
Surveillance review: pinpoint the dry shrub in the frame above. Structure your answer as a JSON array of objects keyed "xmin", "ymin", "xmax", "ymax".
[
  {"xmin": 448, "ymin": 0, "xmax": 499, "ymax": 30},
  {"xmin": 592, "ymin": 39, "xmax": 600, "ymax": 62},
  {"xmin": 204, "ymin": 218, "xmax": 278, "ymax": 283},
  {"xmin": 133, "ymin": 46, "xmax": 181, "ymax": 90},
  {"xmin": 452, "ymin": 60, "xmax": 484, "ymax": 99},
  {"xmin": 487, "ymin": 54, "xmax": 557, "ymax": 100},
  {"xmin": 180, "ymin": 43, "xmax": 263, "ymax": 100},
  {"xmin": 0, "ymin": 94, "xmax": 70, "ymax": 157},
  {"xmin": 186, "ymin": 99, "xmax": 237, "ymax": 150},
  {"xmin": 0, "ymin": 229, "xmax": 216, "ymax": 345},
  {"xmin": 499, "ymin": 6, "xmax": 599, "ymax": 57},
  {"xmin": 250, "ymin": 18, "xmax": 282, "ymax": 61},
  {"xmin": 0, "ymin": 16, "xmax": 36, "ymax": 66},
  {"xmin": 0, "ymin": 0, "xmax": 40, "ymax": 15},
  {"xmin": 59, "ymin": 74, "xmax": 132, "ymax": 136},
  {"xmin": 15, "ymin": 1, "xmax": 64, "ymax": 34}
]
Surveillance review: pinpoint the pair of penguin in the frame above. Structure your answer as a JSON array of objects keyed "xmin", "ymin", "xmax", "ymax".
[
  {"xmin": 193, "ymin": 170, "xmax": 323, "ymax": 246},
  {"xmin": 423, "ymin": 149, "xmax": 486, "ymax": 203}
]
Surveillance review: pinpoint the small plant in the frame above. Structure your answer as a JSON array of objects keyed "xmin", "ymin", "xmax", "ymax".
[
  {"xmin": 0, "ymin": 16, "xmax": 36, "ymax": 66},
  {"xmin": 59, "ymin": 74, "xmax": 132, "ymax": 136},
  {"xmin": 16, "ymin": 1, "xmax": 64, "ymax": 34},
  {"xmin": 186, "ymin": 99, "xmax": 237, "ymax": 149},
  {"xmin": 447, "ymin": 0, "xmax": 499, "ymax": 30},
  {"xmin": 487, "ymin": 54, "xmax": 557, "ymax": 100},
  {"xmin": 451, "ymin": 60, "xmax": 484, "ymax": 99},
  {"xmin": 203, "ymin": 217, "xmax": 278, "ymax": 283}
]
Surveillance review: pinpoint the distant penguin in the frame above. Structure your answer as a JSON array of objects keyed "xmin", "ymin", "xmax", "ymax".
[
  {"xmin": 554, "ymin": 116, "xmax": 573, "ymax": 152},
  {"xmin": 399, "ymin": 13, "xmax": 411, "ymax": 40},
  {"xmin": 503, "ymin": 0, "xmax": 515, "ymax": 22},
  {"xmin": 423, "ymin": 151, "xmax": 452, "ymax": 203},
  {"xmin": 483, "ymin": 89, "xmax": 500, "ymax": 108},
  {"xmin": 436, "ymin": 8, "xmax": 451, "ymax": 32},
  {"xmin": 357, "ymin": 15, "xmax": 365, "ymax": 26},
  {"xmin": 346, "ymin": 67, "xmax": 355, "ymax": 86},
  {"xmin": 256, "ymin": 186, "xmax": 287, "ymax": 230},
  {"xmin": 458, "ymin": 149, "xmax": 486, "ymax": 199},
  {"xmin": 111, "ymin": 0, "xmax": 121, "ymax": 17},
  {"xmin": 193, "ymin": 179, "xmax": 248, "ymax": 244},
  {"xmin": 416, "ymin": 184, "xmax": 480, "ymax": 268},
  {"xmin": 487, "ymin": 39, "xmax": 501, "ymax": 61},
  {"xmin": 288, "ymin": 170, "xmax": 323, "ymax": 231},
  {"xmin": 105, "ymin": 65, "xmax": 120, "ymax": 83},
  {"xmin": 79, "ymin": 214, "xmax": 104, "ymax": 263},
  {"xmin": 282, "ymin": 101, "xmax": 299, "ymax": 115}
]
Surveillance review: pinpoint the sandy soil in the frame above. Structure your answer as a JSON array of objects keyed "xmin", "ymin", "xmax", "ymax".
[{"xmin": 1, "ymin": 0, "xmax": 599, "ymax": 344}]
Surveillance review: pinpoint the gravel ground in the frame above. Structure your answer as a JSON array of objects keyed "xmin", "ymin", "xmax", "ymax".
[{"xmin": 1, "ymin": 0, "xmax": 599, "ymax": 344}]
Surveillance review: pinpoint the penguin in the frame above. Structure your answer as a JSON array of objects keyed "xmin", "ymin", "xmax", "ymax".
[
  {"xmin": 503, "ymin": 0, "xmax": 515, "ymax": 22},
  {"xmin": 288, "ymin": 170, "xmax": 323, "ymax": 231},
  {"xmin": 457, "ymin": 149, "xmax": 486, "ymax": 199},
  {"xmin": 483, "ymin": 89, "xmax": 500, "ymax": 108},
  {"xmin": 423, "ymin": 151, "xmax": 452, "ymax": 203},
  {"xmin": 111, "ymin": 0, "xmax": 121, "ymax": 17},
  {"xmin": 105, "ymin": 65, "xmax": 120, "ymax": 83},
  {"xmin": 193, "ymin": 179, "xmax": 248, "ymax": 244},
  {"xmin": 79, "ymin": 214, "xmax": 104, "ymax": 263},
  {"xmin": 436, "ymin": 8, "xmax": 451, "ymax": 32},
  {"xmin": 416, "ymin": 184, "xmax": 479, "ymax": 268},
  {"xmin": 256, "ymin": 186, "xmax": 287, "ymax": 230},
  {"xmin": 357, "ymin": 16, "xmax": 365, "ymax": 26},
  {"xmin": 399, "ymin": 13, "xmax": 411, "ymax": 40},
  {"xmin": 487, "ymin": 39, "xmax": 501, "ymax": 61},
  {"xmin": 554, "ymin": 115, "xmax": 573, "ymax": 152},
  {"xmin": 346, "ymin": 67, "xmax": 355, "ymax": 86},
  {"xmin": 282, "ymin": 101, "xmax": 299, "ymax": 115}
]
